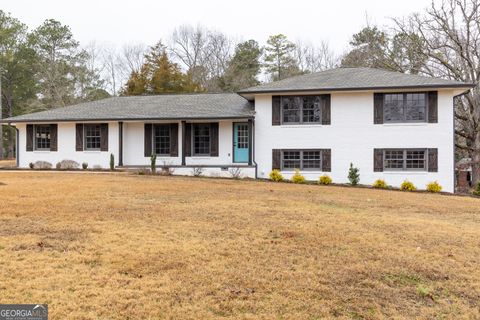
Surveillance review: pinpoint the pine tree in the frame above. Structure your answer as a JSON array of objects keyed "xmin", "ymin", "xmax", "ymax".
[
  {"xmin": 348, "ymin": 163, "xmax": 360, "ymax": 186},
  {"xmin": 220, "ymin": 40, "xmax": 262, "ymax": 91},
  {"xmin": 264, "ymin": 34, "xmax": 301, "ymax": 81},
  {"xmin": 122, "ymin": 41, "xmax": 201, "ymax": 95}
]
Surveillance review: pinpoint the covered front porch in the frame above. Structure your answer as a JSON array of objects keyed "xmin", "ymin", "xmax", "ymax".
[{"xmin": 117, "ymin": 118, "xmax": 255, "ymax": 178}]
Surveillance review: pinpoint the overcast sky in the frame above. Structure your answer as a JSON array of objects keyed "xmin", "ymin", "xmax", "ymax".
[{"xmin": 2, "ymin": 0, "xmax": 433, "ymax": 54}]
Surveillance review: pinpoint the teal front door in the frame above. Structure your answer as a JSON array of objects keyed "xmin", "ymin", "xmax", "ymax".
[{"xmin": 233, "ymin": 123, "xmax": 249, "ymax": 163}]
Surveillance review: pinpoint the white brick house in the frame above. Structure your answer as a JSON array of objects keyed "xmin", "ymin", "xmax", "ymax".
[{"xmin": 1, "ymin": 68, "xmax": 474, "ymax": 192}]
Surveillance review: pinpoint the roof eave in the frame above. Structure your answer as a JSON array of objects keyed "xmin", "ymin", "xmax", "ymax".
[
  {"xmin": 237, "ymin": 83, "xmax": 476, "ymax": 98},
  {"xmin": 0, "ymin": 115, "xmax": 255, "ymax": 124}
]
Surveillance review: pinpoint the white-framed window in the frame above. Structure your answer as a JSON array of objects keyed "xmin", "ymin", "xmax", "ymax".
[
  {"xmin": 282, "ymin": 150, "xmax": 322, "ymax": 170},
  {"xmin": 34, "ymin": 125, "xmax": 51, "ymax": 150},
  {"xmin": 281, "ymin": 96, "xmax": 322, "ymax": 124},
  {"xmin": 153, "ymin": 124, "xmax": 170, "ymax": 156},
  {"xmin": 383, "ymin": 93, "xmax": 427, "ymax": 123},
  {"xmin": 384, "ymin": 149, "xmax": 427, "ymax": 171},
  {"xmin": 193, "ymin": 123, "xmax": 211, "ymax": 156},
  {"xmin": 84, "ymin": 124, "xmax": 101, "ymax": 151}
]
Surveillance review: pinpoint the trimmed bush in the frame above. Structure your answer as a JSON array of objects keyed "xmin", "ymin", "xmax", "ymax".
[
  {"xmin": 82, "ymin": 162, "xmax": 88, "ymax": 170},
  {"xmin": 57, "ymin": 160, "xmax": 80, "ymax": 169},
  {"xmin": 373, "ymin": 179, "xmax": 388, "ymax": 189},
  {"xmin": 150, "ymin": 154, "xmax": 157, "ymax": 174},
  {"xmin": 318, "ymin": 174, "xmax": 332, "ymax": 185},
  {"xmin": 426, "ymin": 181, "xmax": 442, "ymax": 193},
  {"xmin": 269, "ymin": 169, "xmax": 284, "ymax": 182},
  {"xmin": 291, "ymin": 169, "xmax": 306, "ymax": 184},
  {"xmin": 110, "ymin": 154, "xmax": 115, "ymax": 171},
  {"xmin": 56, "ymin": 162, "xmax": 62, "ymax": 170},
  {"xmin": 29, "ymin": 162, "xmax": 34, "ymax": 169},
  {"xmin": 348, "ymin": 163, "xmax": 360, "ymax": 186},
  {"xmin": 400, "ymin": 180, "xmax": 417, "ymax": 191},
  {"xmin": 34, "ymin": 161, "xmax": 52, "ymax": 169}
]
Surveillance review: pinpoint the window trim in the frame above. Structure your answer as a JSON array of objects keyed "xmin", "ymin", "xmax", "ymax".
[
  {"xmin": 152, "ymin": 124, "xmax": 171, "ymax": 157},
  {"xmin": 280, "ymin": 95, "xmax": 323, "ymax": 125},
  {"xmin": 34, "ymin": 124, "xmax": 51, "ymax": 151},
  {"xmin": 192, "ymin": 123, "xmax": 211, "ymax": 157},
  {"xmin": 383, "ymin": 148, "xmax": 427, "ymax": 172},
  {"xmin": 383, "ymin": 92, "xmax": 428, "ymax": 124},
  {"xmin": 83, "ymin": 124, "xmax": 102, "ymax": 151},
  {"xmin": 281, "ymin": 149, "xmax": 323, "ymax": 171}
]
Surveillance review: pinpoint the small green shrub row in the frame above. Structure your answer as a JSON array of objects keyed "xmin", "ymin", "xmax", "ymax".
[
  {"xmin": 269, "ymin": 169, "xmax": 332, "ymax": 185},
  {"xmin": 373, "ymin": 179, "xmax": 388, "ymax": 189},
  {"xmin": 268, "ymin": 169, "xmax": 443, "ymax": 192},
  {"xmin": 400, "ymin": 180, "xmax": 417, "ymax": 191}
]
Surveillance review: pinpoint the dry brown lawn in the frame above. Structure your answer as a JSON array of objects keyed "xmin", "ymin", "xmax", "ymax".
[
  {"xmin": 0, "ymin": 172, "xmax": 479, "ymax": 319},
  {"xmin": 0, "ymin": 159, "xmax": 16, "ymax": 168}
]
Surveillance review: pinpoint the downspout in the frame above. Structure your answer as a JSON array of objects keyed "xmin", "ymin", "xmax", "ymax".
[
  {"xmin": 15, "ymin": 126, "xmax": 19, "ymax": 167},
  {"xmin": 252, "ymin": 119, "xmax": 258, "ymax": 179},
  {"xmin": 118, "ymin": 121, "xmax": 123, "ymax": 166}
]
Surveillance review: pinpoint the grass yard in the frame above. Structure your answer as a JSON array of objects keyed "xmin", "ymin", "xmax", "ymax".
[
  {"xmin": 0, "ymin": 172, "xmax": 479, "ymax": 319},
  {"xmin": 0, "ymin": 159, "xmax": 16, "ymax": 168}
]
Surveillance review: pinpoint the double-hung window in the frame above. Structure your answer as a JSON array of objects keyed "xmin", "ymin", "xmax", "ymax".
[
  {"xmin": 153, "ymin": 124, "xmax": 170, "ymax": 156},
  {"xmin": 193, "ymin": 123, "xmax": 211, "ymax": 156},
  {"xmin": 384, "ymin": 149, "xmax": 427, "ymax": 171},
  {"xmin": 282, "ymin": 150, "xmax": 322, "ymax": 170},
  {"xmin": 84, "ymin": 124, "xmax": 101, "ymax": 151},
  {"xmin": 281, "ymin": 96, "xmax": 322, "ymax": 124},
  {"xmin": 383, "ymin": 93, "xmax": 427, "ymax": 123},
  {"xmin": 35, "ymin": 125, "xmax": 51, "ymax": 150}
]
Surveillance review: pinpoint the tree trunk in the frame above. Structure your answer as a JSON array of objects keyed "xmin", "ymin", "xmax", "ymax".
[
  {"xmin": 0, "ymin": 75, "xmax": 3, "ymax": 160},
  {"xmin": 471, "ymin": 134, "xmax": 480, "ymax": 187},
  {"xmin": 0, "ymin": 125, "xmax": 3, "ymax": 160},
  {"xmin": 6, "ymin": 90, "xmax": 14, "ymax": 159}
]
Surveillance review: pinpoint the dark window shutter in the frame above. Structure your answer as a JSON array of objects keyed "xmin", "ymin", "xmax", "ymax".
[
  {"xmin": 374, "ymin": 93, "xmax": 384, "ymax": 124},
  {"xmin": 272, "ymin": 149, "xmax": 281, "ymax": 170},
  {"xmin": 428, "ymin": 148, "xmax": 438, "ymax": 172},
  {"xmin": 322, "ymin": 95, "xmax": 331, "ymax": 125},
  {"xmin": 26, "ymin": 124, "xmax": 34, "ymax": 152},
  {"xmin": 322, "ymin": 149, "xmax": 331, "ymax": 172},
  {"xmin": 374, "ymin": 149, "xmax": 384, "ymax": 172},
  {"xmin": 185, "ymin": 123, "xmax": 192, "ymax": 157},
  {"xmin": 170, "ymin": 123, "xmax": 179, "ymax": 157},
  {"xmin": 144, "ymin": 124, "xmax": 152, "ymax": 157},
  {"xmin": 210, "ymin": 122, "xmax": 219, "ymax": 157},
  {"xmin": 50, "ymin": 124, "xmax": 58, "ymax": 151},
  {"xmin": 428, "ymin": 91, "xmax": 438, "ymax": 123},
  {"xmin": 75, "ymin": 124, "xmax": 84, "ymax": 151},
  {"xmin": 272, "ymin": 96, "xmax": 281, "ymax": 125},
  {"xmin": 100, "ymin": 123, "xmax": 109, "ymax": 151}
]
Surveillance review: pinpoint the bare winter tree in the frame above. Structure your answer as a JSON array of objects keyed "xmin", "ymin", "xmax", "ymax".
[
  {"xmin": 100, "ymin": 46, "xmax": 126, "ymax": 96},
  {"xmin": 170, "ymin": 25, "xmax": 209, "ymax": 86},
  {"xmin": 80, "ymin": 41, "xmax": 107, "ymax": 98},
  {"xmin": 118, "ymin": 43, "xmax": 147, "ymax": 80},
  {"xmin": 295, "ymin": 40, "xmax": 338, "ymax": 73},
  {"xmin": 395, "ymin": 0, "xmax": 480, "ymax": 185},
  {"xmin": 169, "ymin": 24, "xmax": 234, "ymax": 90},
  {"xmin": 203, "ymin": 31, "xmax": 234, "ymax": 91}
]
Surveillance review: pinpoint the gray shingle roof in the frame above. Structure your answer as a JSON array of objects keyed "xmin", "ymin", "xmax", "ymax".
[
  {"xmin": 2, "ymin": 93, "xmax": 255, "ymax": 123},
  {"xmin": 238, "ymin": 67, "xmax": 475, "ymax": 95}
]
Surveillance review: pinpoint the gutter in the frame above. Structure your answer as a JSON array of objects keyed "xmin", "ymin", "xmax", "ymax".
[
  {"xmin": 252, "ymin": 120, "xmax": 258, "ymax": 179},
  {"xmin": 0, "ymin": 115, "xmax": 256, "ymax": 124},
  {"xmin": 15, "ymin": 127, "xmax": 19, "ymax": 167},
  {"xmin": 237, "ymin": 84, "xmax": 476, "ymax": 99}
]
